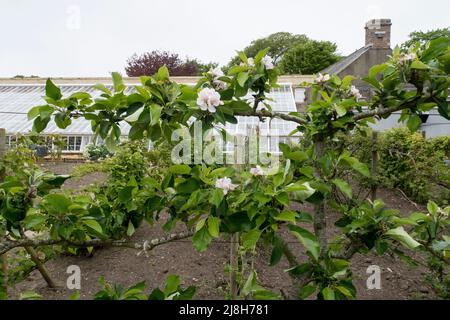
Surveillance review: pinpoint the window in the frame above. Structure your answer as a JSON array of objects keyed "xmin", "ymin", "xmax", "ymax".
[{"xmin": 67, "ymin": 136, "xmax": 82, "ymax": 151}]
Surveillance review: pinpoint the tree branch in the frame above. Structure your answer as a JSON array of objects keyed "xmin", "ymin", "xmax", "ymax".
[
  {"xmin": 234, "ymin": 110, "xmax": 307, "ymax": 125},
  {"xmin": 353, "ymin": 105, "xmax": 409, "ymax": 121},
  {"xmin": 0, "ymin": 230, "xmax": 194, "ymax": 256}
]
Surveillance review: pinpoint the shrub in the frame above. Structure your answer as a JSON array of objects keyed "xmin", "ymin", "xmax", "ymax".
[
  {"xmin": 343, "ymin": 128, "xmax": 450, "ymax": 205},
  {"xmin": 83, "ymin": 144, "xmax": 113, "ymax": 161}
]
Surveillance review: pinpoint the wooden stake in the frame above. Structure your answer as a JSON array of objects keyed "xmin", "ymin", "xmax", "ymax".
[
  {"xmin": 370, "ymin": 131, "xmax": 379, "ymax": 201},
  {"xmin": 230, "ymin": 233, "xmax": 239, "ymax": 299}
]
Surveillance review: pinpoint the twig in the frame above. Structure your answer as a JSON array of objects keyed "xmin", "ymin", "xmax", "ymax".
[
  {"xmin": 0, "ymin": 230, "xmax": 194, "ymax": 256},
  {"xmin": 396, "ymin": 188, "xmax": 421, "ymax": 211}
]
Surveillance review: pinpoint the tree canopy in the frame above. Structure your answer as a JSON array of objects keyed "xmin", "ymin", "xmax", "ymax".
[
  {"xmin": 125, "ymin": 50, "xmax": 217, "ymax": 77},
  {"xmin": 278, "ymin": 40, "xmax": 341, "ymax": 74},
  {"xmin": 227, "ymin": 32, "xmax": 341, "ymax": 74},
  {"xmin": 401, "ymin": 27, "xmax": 450, "ymax": 50}
]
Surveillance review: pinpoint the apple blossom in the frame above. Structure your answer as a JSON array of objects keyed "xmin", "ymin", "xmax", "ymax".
[
  {"xmin": 261, "ymin": 55, "xmax": 274, "ymax": 70},
  {"xmin": 250, "ymin": 165, "xmax": 264, "ymax": 176},
  {"xmin": 197, "ymin": 87, "xmax": 224, "ymax": 113},
  {"xmin": 215, "ymin": 177, "xmax": 238, "ymax": 195},
  {"xmin": 398, "ymin": 52, "xmax": 417, "ymax": 64},
  {"xmin": 209, "ymin": 66, "xmax": 224, "ymax": 78},
  {"xmin": 350, "ymin": 85, "xmax": 363, "ymax": 100},
  {"xmin": 314, "ymin": 73, "xmax": 330, "ymax": 83}
]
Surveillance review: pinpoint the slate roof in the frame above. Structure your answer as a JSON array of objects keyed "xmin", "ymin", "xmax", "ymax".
[{"xmin": 321, "ymin": 44, "xmax": 373, "ymax": 75}]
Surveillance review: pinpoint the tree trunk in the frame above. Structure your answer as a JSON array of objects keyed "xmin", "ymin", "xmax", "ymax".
[
  {"xmin": 313, "ymin": 139, "xmax": 327, "ymax": 258},
  {"xmin": 19, "ymin": 230, "xmax": 57, "ymax": 288},
  {"xmin": 229, "ymin": 233, "xmax": 240, "ymax": 299},
  {"xmin": 370, "ymin": 131, "xmax": 378, "ymax": 201}
]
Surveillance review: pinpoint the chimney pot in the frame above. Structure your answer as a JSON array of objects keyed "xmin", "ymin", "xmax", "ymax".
[{"xmin": 365, "ymin": 19, "xmax": 392, "ymax": 49}]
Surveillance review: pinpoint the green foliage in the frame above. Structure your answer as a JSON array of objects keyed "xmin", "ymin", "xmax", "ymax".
[
  {"xmin": 401, "ymin": 28, "xmax": 450, "ymax": 51},
  {"xmin": 83, "ymin": 144, "xmax": 113, "ymax": 161},
  {"xmin": 227, "ymin": 32, "xmax": 308, "ymax": 68},
  {"xmin": 94, "ymin": 274, "xmax": 196, "ymax": 300},
  {"xmin": 3, "ymin": 38, "xmax": 448, "ymax": 300},
  {"xmin": 279, "ymin": 40, "xmax": 341, "ymax": 74},
  {"xmin": 227, "ymin": 32, "xmax": 341, "ymax": 75},
  {"xmin": 343, "ymin": 128, "xmax": 450, "ymax": 205}
]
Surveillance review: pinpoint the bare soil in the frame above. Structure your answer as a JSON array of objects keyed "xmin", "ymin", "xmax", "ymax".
[{"xmin": 12, "ymin": 162, "xmax": 436, "ymax": 300}]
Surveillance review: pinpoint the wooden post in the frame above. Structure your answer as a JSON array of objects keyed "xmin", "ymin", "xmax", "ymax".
[
  {"xmin": 0, "ymin": 128, "xmax": 8, "ymax": 297},
  {"xmin": 230, "ymin": 233, "xmax": 240, "ymax": 299},
  {"xmin": 370, "ymin": 131, "xmax": 379, "ymax": 201}
]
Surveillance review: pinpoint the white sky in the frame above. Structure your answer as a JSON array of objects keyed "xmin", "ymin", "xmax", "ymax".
[{"xmin": 0, "ymin": 0, "xmax": 449, "ymax": 77}]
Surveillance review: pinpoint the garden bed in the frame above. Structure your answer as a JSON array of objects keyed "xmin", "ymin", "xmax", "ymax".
[{"xmin": 11, "ymin": 163, "xmax": 435, "ymax": 300}]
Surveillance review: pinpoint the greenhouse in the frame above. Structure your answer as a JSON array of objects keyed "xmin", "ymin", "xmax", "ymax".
[{"xmin": 0, "ymin": 80, "xmax": 303, "ymax": 154}]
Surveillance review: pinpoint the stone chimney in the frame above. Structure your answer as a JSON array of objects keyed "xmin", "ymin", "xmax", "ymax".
[{"xmin": 365, "ymin": 19, "xmax": 392, "ymax": 49}]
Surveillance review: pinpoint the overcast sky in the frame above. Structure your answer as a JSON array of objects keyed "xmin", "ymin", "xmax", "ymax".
[{"xmin": 0, "ymin": 0, "xmax": 449, "ymax": 77}]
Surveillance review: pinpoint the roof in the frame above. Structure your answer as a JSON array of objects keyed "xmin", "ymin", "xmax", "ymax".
[
  {"xmin": 0, "ymin": 75, "xmax": 313, "ymax": 85},
  {"xmin": 321, "ymin": 44, "xmax": 373, "ymax": 75},
  {"xmin": 0, "ymin": 83, "xmax": 299, "ymax": 137}
]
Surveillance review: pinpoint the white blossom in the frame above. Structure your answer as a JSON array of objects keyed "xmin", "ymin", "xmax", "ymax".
[
  {"xmin": 350, "ymin": 85, "xmax": 363, "ymax": 100},
  {"xmin": 209, "ymin": 66, "xmax": 224, "ymax": 79},
  {"xmin": 314, "ymin": 73, "xmax": 330, "ymax": 84},
  {"xmin": 261, "ymin": 55, "xmax": 274, "ymax": 70},
  {"xmin": 213, "ymin": 79, "xmax": 227, "ymax": 90},
  {"xmin": 250, "ymin": 165, "xmax": 264, "ymax": 176},
  {"xmin": 197, "ymin": 87, "xmax": 224, "ymax": 113},
  {"xmin": 247, "ymin": 58, "xmax": 255, "ymax": 67},
  {"xmin": 398, "ymin": 52, "xmax": 417, "ymax": 64},
  {"xmin": 215, "ymin": 177, "xmax": 238, "ymax": 195}
]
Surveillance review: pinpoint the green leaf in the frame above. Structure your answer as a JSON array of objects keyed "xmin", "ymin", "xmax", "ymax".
[
  {"xmin": 42, "ymin": 194, "xmax": 72, "ymax": 214},
  {"xmin": 275, "ymin": 192, "xmax": 289, "ymax": 206},
  {"xmin": 175, "ymin": 178, "xmax": 200, "ymax": 194},
  {"xmin": 118, "ymin": 186, "xmax": 134, "ymax": 203},
  {"xmin": 298, "ymin": 285, "xmax": 316, "ymax": 299},
  {"xmin": 410, "ymin": 60, "xmax": 429, "ymax": 70},
  {"xmin": 339, "ymin": 154, "xmax": 370, "ymax": 177},
  {"xmin": 385, "ymin": 226, "xmax": 421, "ymax": 249},
  {"xmin": 321, "ymin": 287, "xmax": 335, "ymax": 300},
  {"xmin": 164, "ymin": 274, "xmax": 180, "ymax": 296},
  {"xmin": 94, "ymin": 83, "xmax": 112, "ymax": 95},
  {"xmin": 242, "ymin": 230, "xmax": 262, "ymax": 250},
  {"xmin": 274, "ymin": 211, "xmax": 298, "ymax": 222},
  {"xmin": 169, "ymin": 164, "xmax": 191, "ymax": 175},
  {"xmin": 19, "ymin": 291, "xmax": 42, "ymax": 300},
  {"xmin": 126, "ymin": 221, "xmax": 135, "ymax": 236},
  {"xmin": 406, "ymin": 114, "xmax": 422, "ymax": 132},
  {"xmin": 111, "ymin": 72, "xmax": 125, "ymax": 92},
  {"xmin": 427, "ymin": 200, "xmax": 438, "ymax": 215},
  {"xmin": 27, "ymin": 105, "xmax": 44, "ymax": 120},
  {"xmin": 207, "ymin": 216, "xmax": 220, "ymax": 238},
  {"xmin": 83, "ymin": 219, "xmax": 103, "ymax": 234},
  {"xmin": 150, "ymin": 104, "xmax": 162, "ymax": 125},
  {"xmin": 332, "ymin": 179, "xmax": 352, "ymax": 198},
  {"xmin": 32, "ymin": 115, "xmax": 51, "ymax": 133},
  {"xmin": 286, "ymin": 151, "xmax": 308, "ymax": 162},
  {"xmin": 335, "ymin": 104, "xmax": 347, "ymax": 117},
  {"xmin": 289, "ymin": 225, "xmax": 320, "ymax": 261},
  {"xmin": 254, "ymin": 48, "xmax": 269, "ymax": 63},
  {"xmin": 192, "ymin": 226, "xmax": 212, "ymax": 252},
  {"xmin": 270, "ymin": 240, "xmax": 283, "ymax": 266},
  {"xmin": 45, "ymin": 78, "xmax": 62, "ymax": 100},
  {"xmin": 368, "ymin": 63, "xmax": 388, "ymax": 79},
  {"xmin": 237, "ymin": 72, "xmax": 249, "ymax": 87},
  {"xmin": 156, "ymin": 65, "xmax": 170, "ymax": 81},
  {"xmin": 23, "ymin": 214, "xmax": 46, "ymax": 229},
  {"xmin": 125, "ymin": 106, "xmax": 144, "ymax": 122},
  {"xmin": 209, "ymin": 188, "xmax": 224, "ymax": 207}
]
